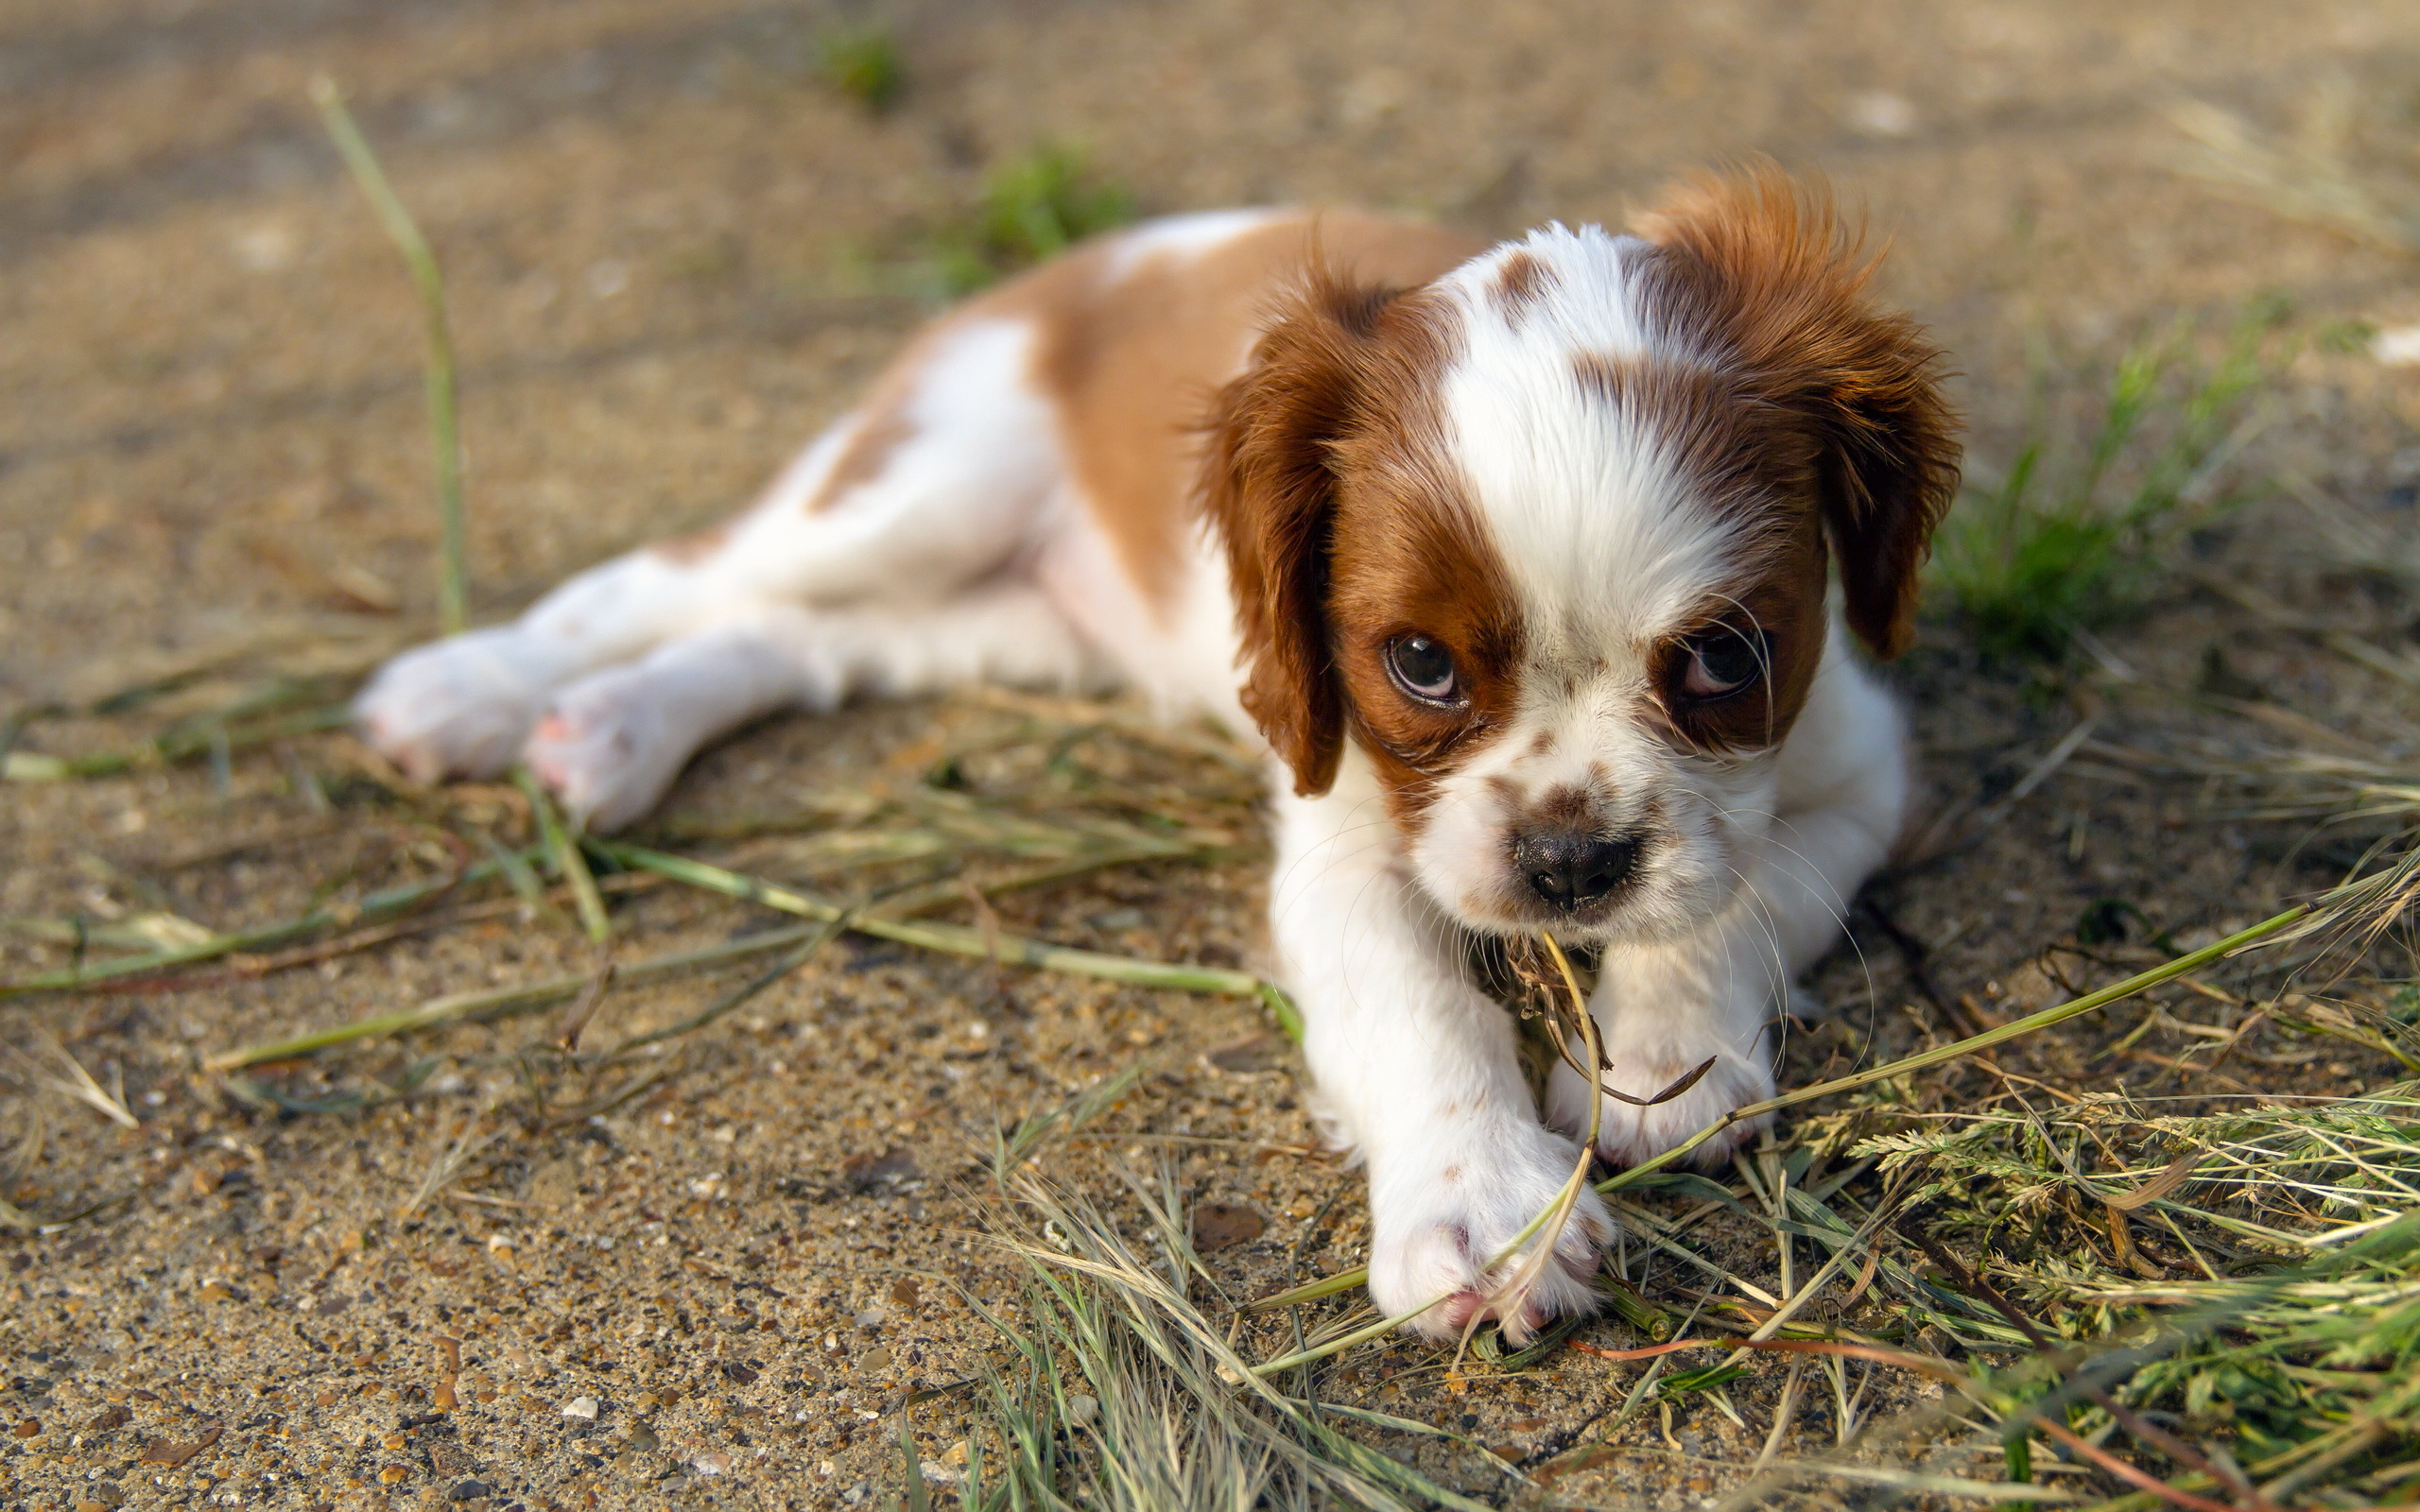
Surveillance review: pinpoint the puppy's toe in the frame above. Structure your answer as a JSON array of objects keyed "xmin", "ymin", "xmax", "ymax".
[
  {"xmin": 354, "ymin": 629, "xmax": 560, "ymax": 782},
  {"xmin": 1367, "ymin": 1132, "xmax": 1612, "ymax": 1345},
  {"xmin": 521, "ymin": 672, "xmax": 691, "ymax": 833}
]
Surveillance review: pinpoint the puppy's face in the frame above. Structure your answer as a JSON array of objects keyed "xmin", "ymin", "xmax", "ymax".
[
  {"xmin": 1206, "ymin": 172, "xmax": 1959, "ymax": 942},
  {"xmin": 1323, "ymin": 369, "xmax": 1831, "ymax": 939}
]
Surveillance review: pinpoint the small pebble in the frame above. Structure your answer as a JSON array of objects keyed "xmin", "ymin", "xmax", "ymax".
[
  {"xmin": 561, "ymin": 1396, "xmax": 599, "ymax": 1420},
  {"xmin": 1066, "ymin": 1394, "xmax": 1098, "ymax": 1428},
  {"xmin": 854, "ymin": 1307, "xmax": 884, "ymax": 1330},
  {"xmin": 860, "ymin": 1346, "xmax": 892, "ymax": 1374},
  {"xmin": 450, "ymin": 1480, "xmax": 491, "ymax": 1501}
]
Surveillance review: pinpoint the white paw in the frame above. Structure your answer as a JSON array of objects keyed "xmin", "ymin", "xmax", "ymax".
[
  {"xmin": 1365, "ymin": 1121, "xmax": 1611, "ymax": 1344},
  {"xmin": 521, "ymin": 667, "xmax": 695, "ymax": 833},
  {"xmin": 354, "ymin": 628, "xmax": 564, "ymax": 783},
  {"xmin": 1550, "ymin": 1041, "xmax": 1774, "ymax": 1172}
]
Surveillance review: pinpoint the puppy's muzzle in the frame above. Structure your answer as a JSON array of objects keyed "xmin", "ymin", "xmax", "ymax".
[{"xmin": 1512, "ymin": 830, "xmax": 1637, "ymax": 913}]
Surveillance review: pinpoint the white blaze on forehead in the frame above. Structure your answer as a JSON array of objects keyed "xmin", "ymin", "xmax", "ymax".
[{"xmin": 1435, "ymin": 225, "xmax": 1745, "ymax": 656}]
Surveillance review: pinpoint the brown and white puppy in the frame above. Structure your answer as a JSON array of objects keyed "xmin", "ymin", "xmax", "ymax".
[{"xmin": 356, "ymin": 169, "xmax": 1959, "ymax": 1339}]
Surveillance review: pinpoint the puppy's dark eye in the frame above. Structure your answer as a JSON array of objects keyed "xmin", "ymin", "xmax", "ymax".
[
  {"xmin": 1680, "ymin": 627, "xmax": 1768, "ymax": 699},
  {"xmin": 1387, "ymin": 635, "xmax": 1461, "ymax": 705}
]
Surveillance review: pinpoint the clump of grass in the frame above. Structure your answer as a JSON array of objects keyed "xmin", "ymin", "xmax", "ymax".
[
  {"xmin": 815, "ymin": 25, "xmax": 905, "ymax": 111},
  {"xmin": 927, "ymin": 146, "xmax": 1134, "ymax": 296},
  {"xmin": 1845, "ymin": 1086, "xmax": 2420, "ymax": 1505},
  {"xmin": 952, "ymin": 1162, "xmax": 1507, "ymax": 1510},
  {"xmin": 1931, "ymin": 308, "xmax": 2282, "ymax": 663}
]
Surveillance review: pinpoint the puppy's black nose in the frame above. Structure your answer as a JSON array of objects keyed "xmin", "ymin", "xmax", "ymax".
[{"xmin": 1514, "ymin": 832, "xmax": 1635, "ymax": 912}]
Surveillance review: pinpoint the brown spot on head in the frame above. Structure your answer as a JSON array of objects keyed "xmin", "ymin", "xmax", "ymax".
[
  {"xmin": 1489, "ymin": 248, "xmax": 1555, "ymax": 322},
  {"xmin": 1634, "ymin": 161, "xmax": 1961, "ymax": 660}
]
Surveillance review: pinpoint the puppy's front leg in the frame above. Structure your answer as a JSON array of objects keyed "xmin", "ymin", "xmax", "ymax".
[{"xmin": 1270, "ymin": 770, "xmax": 1610, "ymax": 1341}]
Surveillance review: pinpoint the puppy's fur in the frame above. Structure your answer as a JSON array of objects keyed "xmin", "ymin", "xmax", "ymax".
[{"xmin": 358, "ymin": 169, "xmax": 1958, "ymax": 1339}]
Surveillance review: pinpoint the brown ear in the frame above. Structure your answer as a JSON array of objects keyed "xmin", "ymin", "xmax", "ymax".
[
  {"xmin": 1199, "ymin": 271, "xmax": 1405, "ymax": 798},
  {"xmin": 1636, "ymin": 164, "xmax": 1961, "ymax": 659}
]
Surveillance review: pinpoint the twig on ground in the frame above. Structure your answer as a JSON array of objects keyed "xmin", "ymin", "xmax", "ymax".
[{"xmin": 398, "ymin": 1123, "xmax": 498, "ymax": 1218}]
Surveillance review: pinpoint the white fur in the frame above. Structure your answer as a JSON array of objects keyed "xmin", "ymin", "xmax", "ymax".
[{"xmin": 356, "ymin": 212, "xmax": 1912, "ymax": 1341}]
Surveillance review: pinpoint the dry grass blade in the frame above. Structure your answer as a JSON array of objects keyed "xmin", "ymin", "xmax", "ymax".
[
  {"xmin": 8, "ymin": 1030, "xmax": 137, "ymax": 1128},
  {"xmin": 398, "ymin": 1122, "xmax": 498, "ymax": 1217},
  {"xmin": 311, "ymin": 76, "xmax": 468, "ymax": 632},
  {"xmin": 1, "ymin": 846, "xmax": 538, "ymax": 1000},
  {"xmin": 593, "ymin": 841, "xmax": 1276, "ymax": 1002},
  {"xmin": 518, "ymin": 768, "xmax": 609, "ymax": 943},
  {"xmin": 2167, "ymin": 87, "xmax": 2420, "ymax": 254},
  {"xmin": 203, "ymin": 919, "xmax": 838, "ymax": 1071}
]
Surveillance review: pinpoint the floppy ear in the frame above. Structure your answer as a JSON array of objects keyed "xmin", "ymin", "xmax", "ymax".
[
  {"xmin": 1200, "ymin": 272, "xmax": 1404, "ymax": 798},
  {"xmin": 1637, "ymin": 165, "xmax": 1961, "ymax": 659}
]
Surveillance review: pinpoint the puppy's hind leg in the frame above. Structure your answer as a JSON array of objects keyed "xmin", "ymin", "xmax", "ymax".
[
  {"xmin": 356, "ymin": 313, "xmax": 1067, "ymax": 786},
  {"xmin": 525, "ymin": 583, "xmax": 1107, "ymax": 831}
]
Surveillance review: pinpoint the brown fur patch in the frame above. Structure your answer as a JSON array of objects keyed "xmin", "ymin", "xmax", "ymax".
[
  {"xmin": 1198, "ymin": 224, "xmax": 1494, "ymax": 799},
  {"xmin": 1313, "ymin": 290, "xmax": 1530, "ymax": 831},
  {"xmin": 1488, "ymin": 249, "xmax": 1553, "ymax": 321},
  {"xmin": 1633, "ymin": 163, "xmax": 1961, "ymax": 660},
  {"xmin": 649, "ymin": 516, "xmax": 738, "ymax": 565},
  {"xmin": 1025, "ymin": 213, "xmax": 1482, "ymax": 612},
  {"xmin": 1566, "ymin": 348, "xmax": 1830, "ymax": 751},
  {"xmin": 805, "ymin": 409, "xmax": 918, "ymax": 514}
]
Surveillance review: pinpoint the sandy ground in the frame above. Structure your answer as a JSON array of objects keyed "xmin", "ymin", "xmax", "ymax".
[{"xmin": 7, "ymin": 2, "xmax": 2420, "ymax": 1509}]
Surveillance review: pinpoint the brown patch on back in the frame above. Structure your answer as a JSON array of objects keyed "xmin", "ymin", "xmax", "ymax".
[
  {"xmin": 1632, "ymin": 162, "xmax": 1961, "ymax": 660},
  {"xmin": 1017, "ymin": 212, "xmax": 1481, "ymax": 612},
  {"xmin": 1488, "ymin": 248, "xmax": 1554, "ymax": 321},
  {"xmin": 652, "ymin": 334, "xmax": 924, "ymax": 561},
  {"xmin": 649, "ymin": 515, "xmax": 738, "ymax": 565},
  {"xmin": 806, "ymin": 409, "xmax": 917, "ymax": 513}
]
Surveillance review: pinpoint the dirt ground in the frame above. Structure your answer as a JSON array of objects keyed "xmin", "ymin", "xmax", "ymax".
[{"xmin": 7, "ymin": 3, "xmax": 2420, "ymax": 1510}]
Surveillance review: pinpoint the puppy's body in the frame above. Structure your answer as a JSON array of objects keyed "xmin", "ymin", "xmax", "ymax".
[{"xmin": 360, "ymin": 179, "xmax": 1955, "ymax": 1338}]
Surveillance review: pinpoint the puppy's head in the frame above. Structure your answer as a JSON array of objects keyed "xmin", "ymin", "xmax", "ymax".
[{"xmin": 1204, "ymin": 169, "xmax": 1959, "ymax": 940}]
